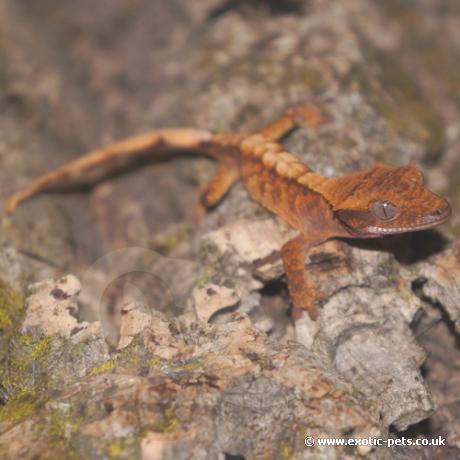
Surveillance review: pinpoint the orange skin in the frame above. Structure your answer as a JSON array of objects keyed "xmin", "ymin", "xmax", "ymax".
[{"xmin": 5, "ymin": 105, "xmax": 451, "ymax": 320}]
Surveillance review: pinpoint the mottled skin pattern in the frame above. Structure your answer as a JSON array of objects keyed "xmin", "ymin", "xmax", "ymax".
[{"xmin": 5, "ymin": 105, "xmax": 451, "ymax": 320}]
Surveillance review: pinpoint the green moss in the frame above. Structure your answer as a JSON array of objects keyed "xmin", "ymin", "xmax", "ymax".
[
  {"xmin": 160, "ymin": 233, "xmax": 181, "ymax": 254},
  {"xmin": 152, "ymin": 226, "xmax": 193, "ymax": 256},
  {"xmin": 361, "ymin": 398, "xmax": 379, "ymax": 412},
  {"xmin": 41, "ymin": 449, "xmax": 82, "ymax": 460},
  {"xmin": 29, "ymin": 406, "xmax": 85, "ymax": 460},
  {"xmin": 89, "ymin": 359, "xmax": 117, "ymax": 376},
  {"xmin": 108, "ymin": 441, "xmax": 123, "ymax": 458},
  {"xmin": 346, "ymin": 385, "xmax": 378, "ymax": 412},
  {"xmin": 35, "ymin": 408, "xmax": 76, "ymax": 438},
  {"xmin": 0, "ymin": 333, "xmax": 60, "ymax": 425},
  {"xmin": 197, "ymin": 265, "xmax": 217, "ymax": 289},
  {"xmin": 0, "ymin": 279, "xmax": 22, "ymax": 332},
  {"xmin": 148, "ymin": 356, "xmax": 163, "ymax": 367},
  {"xmin": 18, "ymin": 334, "xmax": 54, "ymax": 366},
  {"xmin": 105, "ymin": 435, "xmax": 139, "ymax": 460},
  {"xmin": 159, "ymin": 405, "xmax": 180, "ymax": 432},
  {"xmin": 280, "ymin": 441, "xmax": 294, "ymax": 459},
  {"xmin": 180, "ymin": 359, "xmax": 200, "ymax": 371},
  {"xmin": 3, "ymin": 333, "xmax": 56, "ymax": 388},
  {"xmin": 0, "ymin": 387, "xmax": 39, "ymax": 423},
  {"xmin": 0, "ymin": 308, "xmax": 12, "ymax": 329},
  {"xmin": 116, "ymin": 336, "xmax": 145, "ymax": 370}
]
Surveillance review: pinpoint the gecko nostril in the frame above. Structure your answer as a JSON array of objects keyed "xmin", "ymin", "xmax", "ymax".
[{"xmin": 427, "ymin": 204, "xmax": 451, "ymax": 222}]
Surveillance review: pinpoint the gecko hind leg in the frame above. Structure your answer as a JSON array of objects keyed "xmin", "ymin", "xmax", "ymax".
[
  {"xmin": 194, "ymin": 161, "xmax": 240, "ymax": 222},
  {"xmin": 258, "ymin": 103, "xmax": 327, "ymax": 141}
]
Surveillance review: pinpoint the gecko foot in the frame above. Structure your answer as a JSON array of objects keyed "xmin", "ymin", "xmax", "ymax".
[
  {"xmin": 290, "ymin": 287, "xmax": 328, "ymax": 321},
  {"xmin": 293, "ymin": 308, "xmax": 319, "ymax": 348},
  {"xmin": 286, "ymin": 103, "xmax": 328, "ymax": 130}
]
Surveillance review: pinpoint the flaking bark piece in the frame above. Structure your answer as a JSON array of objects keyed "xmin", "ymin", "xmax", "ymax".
[{"xmin": 1, "ymin": 307, "xmax": 381, "ymax": 459}]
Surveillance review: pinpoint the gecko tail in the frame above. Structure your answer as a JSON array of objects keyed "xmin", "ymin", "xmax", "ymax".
[{"xmin": 5, "ymin": 128, "xmax": 213, "ymax": 214}]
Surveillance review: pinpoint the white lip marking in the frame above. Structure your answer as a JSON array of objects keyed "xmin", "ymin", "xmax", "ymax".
[{"xmin": 367, "ymin": 216, "xmax": 449, "ymax": 234}]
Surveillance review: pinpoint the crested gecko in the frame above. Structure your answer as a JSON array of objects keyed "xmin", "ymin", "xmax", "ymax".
[{"xmin": 4, "ymin": 104, "xmax": 451, "ymax": 320}]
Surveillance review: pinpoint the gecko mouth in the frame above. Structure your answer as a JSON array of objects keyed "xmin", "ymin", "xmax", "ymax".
[{"xmin": 366, "ymin": 204, "xmax": 451, "ymax": 235}]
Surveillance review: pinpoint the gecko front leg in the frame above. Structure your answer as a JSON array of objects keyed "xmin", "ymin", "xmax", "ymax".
[{"xmin": 281, "ymin": 233, "xmax": 327, "ymax": 320}]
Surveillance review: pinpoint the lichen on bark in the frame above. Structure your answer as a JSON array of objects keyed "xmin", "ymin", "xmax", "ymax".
[{"xmin": 1, "ymin": 0, "xmax": 460, "ymax": 458}]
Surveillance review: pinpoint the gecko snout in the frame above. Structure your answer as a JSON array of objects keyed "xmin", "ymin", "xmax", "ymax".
[{"xmin": 423, "ymin": 200, "xmax": 451, "ymax": 225}]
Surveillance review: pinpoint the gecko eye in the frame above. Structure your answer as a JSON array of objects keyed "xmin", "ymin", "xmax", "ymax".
[{"xmin": 371, "ymin": 200, "xmax": 398, "ymax": 221}]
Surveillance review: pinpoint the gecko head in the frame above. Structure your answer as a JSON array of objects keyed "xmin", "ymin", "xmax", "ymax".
[{"xmin": 333, "ymin": 162, "xmax": 451, "ymax": 237}]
